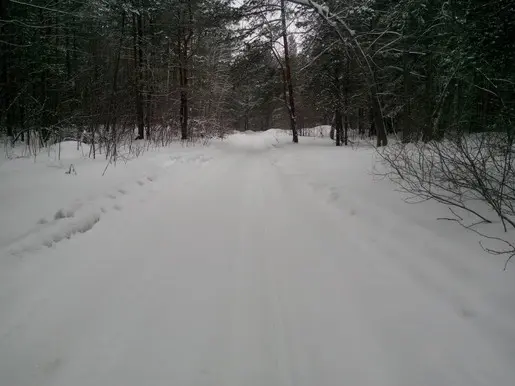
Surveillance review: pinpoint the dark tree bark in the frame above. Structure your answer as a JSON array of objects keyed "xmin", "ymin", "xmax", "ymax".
[
  {"xmin": 145, "ymin": 16, "xmax": 155, "ymax": 139},
  {"xmin": 178, "ymin": 0, "xmax": 193, "ymax": 141},
  {"xmin": 133, "ymin": 10, "xmax": 145, "ymax": 140},
  {"xmin": 280, "ymin": 0, "xmax": 298, "ymax": 143},
  {"xmin": 335, "ymin": 109, "xmax": 343, "ymax": 146},
  {"xmin": 369, "ymin": 104, "xmax": 376, "ymax": 138},
  {"xmin": 106, "ymin": 11, "xmax": 125, "ymax": 139},
  {"xmin": 0, "ymin": 0, "xmax": 12, "ymax": 138},
  {"xmin": 344, "ymin": 110, "xmax": 349, "ymax": 146},
  {"xmin": 179, "ymin": 41, "xmax": 189, "ymax": 140},
  {"xmin": 344, "ymin": 58, "xmax": 349, "ymax": 146},
  {"xmin": 358, "ymin": 107, "xmax": 365, "ymax": 138},
  {"xmin": 371, "ymin": 90, "xmax": 386, "ymax": 146},
  {"xmin": 422, "ymin": 52, "xmax": 433, "ymax": 142},
  {"xmin": 402, "ymin": 50, "xmax": 412, "ymax": 143}
]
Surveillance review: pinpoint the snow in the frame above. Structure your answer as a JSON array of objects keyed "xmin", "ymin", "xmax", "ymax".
[
  {"xmin": 1, "ymin": 131, "xmax": 515, "ymax": 386},
  {"xmin": 0, "ymin": 141, "xmax": 213, "ymax": 254}
]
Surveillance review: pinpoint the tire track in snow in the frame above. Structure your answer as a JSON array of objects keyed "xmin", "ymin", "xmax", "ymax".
[
  {"xmin": 221, "ymin": 155, "xmax": 296, "ymax": 386},
  {"xmin": 270, "ymin": 153, "xmax": 515, "ymax": 385}
]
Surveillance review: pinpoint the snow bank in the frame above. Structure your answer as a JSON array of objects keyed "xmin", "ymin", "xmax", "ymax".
[
  {"xmin": 299, "ymin": 125, "xmax": 331, "ymax": 137},
  {"xmin": 220, "ymin": 129, "xmax": 291, "ymax": 151}
]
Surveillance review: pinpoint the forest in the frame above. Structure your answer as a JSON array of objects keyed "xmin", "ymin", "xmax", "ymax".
[{"xmin": 1, "ymin": 0, "xmax": 512, "ymax": 149}]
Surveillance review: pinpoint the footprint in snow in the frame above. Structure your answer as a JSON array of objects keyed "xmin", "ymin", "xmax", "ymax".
[
  {"xmin": 54, "ymin": 208, "xmax": 75, "ymax": 220},
  {"xmin": 459, "ymin": 308, "xmax": 477, "ymax": 319},
  {"xmin": 42, "ymin": 239, "xmax": 53, "ymax": 248},
  {"xmin": 328, "ymin": 191, "xmax": 339, "ymax": 202},
  {"xmin": 118, "ymin": 189, "xmax": 127, "ymax": 195},
  {"xmin": 37, "ymin": 357, "xmax": 63, "ymax": 376},
  {"xmin": 43, "ymin": 214, "xmax": 101, "ymax": 248}
]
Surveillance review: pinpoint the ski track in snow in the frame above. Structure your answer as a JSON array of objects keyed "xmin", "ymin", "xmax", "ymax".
[{"xmin": 0, "ymin": 132, "xmax": 514, "ymax": 386}]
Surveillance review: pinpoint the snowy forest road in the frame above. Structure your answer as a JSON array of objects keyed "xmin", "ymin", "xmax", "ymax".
[{"xmin": 1, "ymin": 133, "xmax": 515, "ymax": 386}]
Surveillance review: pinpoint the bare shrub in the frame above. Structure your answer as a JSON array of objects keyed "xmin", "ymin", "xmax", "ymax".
[{"xmin": 380, "ymin": 131, "xmax": 515, "ymax": 269}]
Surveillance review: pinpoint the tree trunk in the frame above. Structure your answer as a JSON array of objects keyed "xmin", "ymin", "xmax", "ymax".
[
  {"xmin": 344, "ymin": 111, "xmax": 349, "ymax": 146},
  {"xmin": 433, "ymin": 78, "xmax": 456, "ymax": 141},
  {"xmin": 280, "ymin": 0, "xmax": 298, "ymax": 143},
  {"xmin": 40, "ymin": 9, "xmax": 50, "ymax": 142},
  {"xmin": 368, "ymin": 16, "xmax": 386, "ymax": 146},
  {"xmin": 335, "ymin": 110, "xmax": 343, "ymax": 146},
  {"xmin": 145, "ymin": 16, "xmax": 155, "ymax": 140},
  {"xmin": 369, "ymin": 104, "xmax": 376, "ymax": 138},
  {"xmin": 65, "ymin": 33, "xmax": 71, "ymax": 80},
  {"xmin": 0, "ymin": 0, "xmax": 12, "ymax": 139},
  {"xmin": 179, "ymin": 47, "xmax": 189, "ymax": 140},
  {"xmin": 422, "ymin": 53, "xmax": 433, "ymax": 142},
  {"xmin": 402, "ymin": 50, "xmax": 412, "ymax": 143},
  {"xmin": 371, "ymin": 85, "xmax": 387, "ymax": 147},
  {"xmin": 178, "ymin": 0, "xmax": 193, "ymax": 141},
  {"xmin": 107, "ymin": 12, "xmax": 125, "ymax": 134},
  {"xmin": 358, "ymin": 107, "xmax": 364, "ymax": 138},
  {"xmin": 344, "ymin": 59, "xmax": 349, "ymax": 146},
  {"xmin": 180, "ymin": 87, "xmax": 188, "ymax": 139},
  {"xmin": 133, "ymin": 12, "xmax": 144, "ymax": 140}
]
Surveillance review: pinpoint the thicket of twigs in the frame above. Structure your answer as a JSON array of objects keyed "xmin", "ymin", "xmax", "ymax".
[
  {"xmin": 3, "ymin": 117, "xmax": 230, "ymax": 163},
  {"xmin": 380, "ymin": 130, "xmax": 515, "ymax": 269}
]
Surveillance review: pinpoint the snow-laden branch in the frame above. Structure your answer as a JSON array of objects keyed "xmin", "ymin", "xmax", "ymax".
[
  {"xmin": 286, "ymin": 0, "xmax": 355, "ymax": 37},
  {"xmin": 287, "ymin": 0, "xmax": 330, "ymax": 18}
]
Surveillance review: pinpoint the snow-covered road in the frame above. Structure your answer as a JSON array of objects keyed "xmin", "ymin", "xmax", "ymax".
[{"xmin": 1, "ymin": 132, "xmax": 515, "ymax": 385}]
